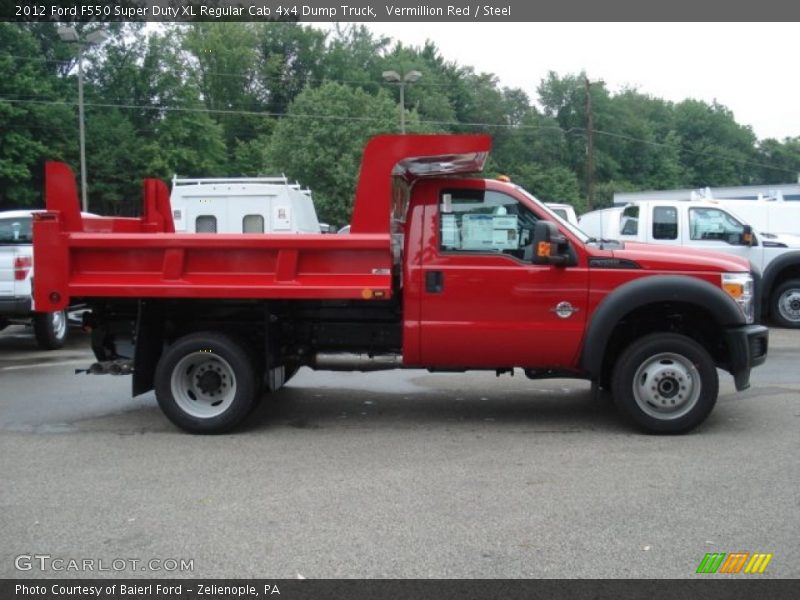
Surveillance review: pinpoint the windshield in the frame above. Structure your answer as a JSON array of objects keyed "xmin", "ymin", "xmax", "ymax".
[
  {"xmin": 515, "ymin": 187, "xmax": 591, "ymax": 243},
  {"xmin": 0, "ymin": 217, "xmax": 33, "ymax": 244}
]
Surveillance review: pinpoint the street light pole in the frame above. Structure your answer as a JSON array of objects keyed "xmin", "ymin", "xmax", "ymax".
[
  {"xmin": 398, "ymin": 80, "xmax": 406, "ymax": 134},
  {"xmin": 77, "ymin": 42, "xmax": 87, "ymax": 213},
  {"xmin": 57, "ymin": 26, "xmax": 108, "ymax": 213},
  {"xmin": 382, "ymin": 70, "xmax": 422, "ymax": 134}
]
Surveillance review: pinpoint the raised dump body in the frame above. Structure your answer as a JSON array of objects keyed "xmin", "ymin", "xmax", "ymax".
[{"xmin": 34, "ymin": 136, "xmax": 490, "ymax": 312}]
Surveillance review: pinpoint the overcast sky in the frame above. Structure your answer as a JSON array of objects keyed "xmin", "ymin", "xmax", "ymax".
[{"xmin": 340, "ymin": 22, "xmax": 798, "ymax": 141}]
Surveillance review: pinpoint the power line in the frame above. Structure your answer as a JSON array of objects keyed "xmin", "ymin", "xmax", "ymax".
[
  {"xmin": 1, "ymin": 95, "xmax": 796, "ymax": 176},
  {"xmin": 2, "ymin": 52, "xmax": 476, "ymax": 90}
]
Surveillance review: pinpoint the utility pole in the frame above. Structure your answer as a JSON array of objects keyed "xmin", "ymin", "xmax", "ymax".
[{"xmin": 584, "ymin": 76, "xmax": 595, "ymax": 211}]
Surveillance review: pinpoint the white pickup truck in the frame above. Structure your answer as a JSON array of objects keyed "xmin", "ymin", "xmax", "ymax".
[
  {"xmin": 0, "ymin": 210, "xmax": 68, "ymax": 348},
  {"xmin": 578, "ymin": 200, "xmax": 800, "ymax": 328}
]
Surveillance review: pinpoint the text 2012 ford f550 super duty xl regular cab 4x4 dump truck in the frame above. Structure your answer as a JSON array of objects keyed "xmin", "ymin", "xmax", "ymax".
[{"xmin": 32, "ymin": 135, "xmax": 768, "ymax": 435}]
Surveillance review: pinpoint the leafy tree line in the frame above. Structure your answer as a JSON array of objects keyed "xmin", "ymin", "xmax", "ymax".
[{"xmin": 1, "ymin": 22, "xmax": 798, "ymax": 223}]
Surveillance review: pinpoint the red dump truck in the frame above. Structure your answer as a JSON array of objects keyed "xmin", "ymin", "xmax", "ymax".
[{"xmin": 33, "ymin": 135, "xmax": 768, "ymax": 434}]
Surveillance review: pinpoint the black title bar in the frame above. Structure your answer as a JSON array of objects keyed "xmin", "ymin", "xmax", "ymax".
[{"xmin": 5, "ymin": 0, "xmax": 800, "ymax": 22}]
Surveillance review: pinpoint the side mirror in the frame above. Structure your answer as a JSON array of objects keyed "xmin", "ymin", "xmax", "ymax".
[
  {"xmin": 532, "ymin": 221, "xmax": 570, "ymax": 266},
  {"xmin": 740, "ymin": 224, "xmax": 754, "ymax": 246}
]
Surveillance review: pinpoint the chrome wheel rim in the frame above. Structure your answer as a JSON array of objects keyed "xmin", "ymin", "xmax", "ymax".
[
  {"xmin": 170, "ymin": 352, "xmax": 237, "ymax": 419},
  {"xmin": 777, "ymin": 288, "xmax": 800, "ymax": 324},
  {"xmin": 51, "ymin": 311, "xmax": 67, "ymax": 340},
  {"xmin": 632, "ymin": 352, "xmax": 701, "ymax": 420}
]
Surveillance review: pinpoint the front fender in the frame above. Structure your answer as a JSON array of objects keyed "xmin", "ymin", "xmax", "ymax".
[
  {"xmin": 580, "ymin": 275, "xmax": 744, "ymax": 378},
  {"xmin": 761, "ymin": 251, "xmax": 800, "ymax": 316}
]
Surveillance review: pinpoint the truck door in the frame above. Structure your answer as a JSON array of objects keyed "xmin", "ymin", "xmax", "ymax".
[
  {"xmin": 685, "ymin": 206, "xmax": 763, "ymax": 266},
  {"xmin": 414, "ymin": 184, "xmax": 589, "ymax": 369}
]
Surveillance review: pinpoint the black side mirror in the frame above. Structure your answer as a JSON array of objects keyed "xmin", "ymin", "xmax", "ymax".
[
  {"xmin": 740, "ymin": 224, "xmax": 754, "ymax": 246},
  {"xmin": 532, "ymin": 221, "xmax": 570, "ymax": 266}
]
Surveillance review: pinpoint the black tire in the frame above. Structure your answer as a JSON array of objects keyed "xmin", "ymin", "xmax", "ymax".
[
  {"xmin": 611, "ymin": 333, "xmax": 718, "ymax": 434},
  {"xmin": 154, "ymin": 331, "xmax": 259, "ymax": 434},
  {"xmin": 771, "ymin": 279, "xmax": 800, "ymax": 329},
  {"xmin": 33, "ymin": 310, "xmax": 68, "ymax": 350}
]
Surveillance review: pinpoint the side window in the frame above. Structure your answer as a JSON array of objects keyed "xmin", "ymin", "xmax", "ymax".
[
  {"xmin": 243, "ymin": 214, "xmax": 264, "ymax": 233},
  {"xmin": 195, "ymin": 215, "xmax": 217, "ymax": 233},
  {"xmin": 653, "ymin": 206, "xmax": 678, "ymax": 240},
  {"xmin": 689, "ymin": 208, "xmax": 744, "ymax": 243},
  {"xmin": 620, "ymin": 205, "xmax": 639, "ymax": 236},
  {"xmin": 439, "ymin": 189, "xmax": 538, "ymax": 260}
]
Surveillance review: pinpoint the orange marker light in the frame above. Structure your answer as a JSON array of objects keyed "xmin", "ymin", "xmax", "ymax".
[{"xmin": 537, "ymin": 241, "xmax": 551, "ymax": 257}]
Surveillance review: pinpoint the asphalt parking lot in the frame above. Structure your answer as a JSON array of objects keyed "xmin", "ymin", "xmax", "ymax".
[{"xmin": 1, "ymin": 324, "xmax": 798, "ymax": 579}]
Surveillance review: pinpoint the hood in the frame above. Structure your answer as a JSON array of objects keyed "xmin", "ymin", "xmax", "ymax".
[
  {"xmin": 610, "ymin": 242, "xmax": 751, "ymax": 273},
  {"xmin": 759, "ymin": 231, "xmax": 800, "ymax": 248}
]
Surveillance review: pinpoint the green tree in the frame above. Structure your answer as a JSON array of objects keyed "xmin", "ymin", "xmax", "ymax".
[
  {"xmin": 673, "ymin": 99, "xmax": 758, "ymax": 186},
  {"xmin": 509, "ymin": 163, "xmax": 584, "ymax": 212},
  {"xmin": 0, "ymin": 24, "xmax": 75, "ymax": 208},
  {"xmin": 321, "ymin": 24, "xmax": 390, "ymax": 93},
  {"xmin": 255, "ymin": 22, "xmax": 327, "ymax": 116},
  {"xmin": 755, "ymin": 137, "xmax": 800, "ymax": 185},
  {"xmin": 267, "ymin": 82, "xmax": 398, "ymax": 224},
  {"xmin": 183, "ymin": 22, "xmax": 266, "ymax": 165}
]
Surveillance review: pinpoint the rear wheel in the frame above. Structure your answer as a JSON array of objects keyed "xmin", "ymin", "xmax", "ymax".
[
  {"xmin": 771, "ymin": 279, "xmax": 800, "ymax": 328},
  {"xmin": 33, "ymin": 310, "xmax": 67, "ymax": 350},
  {"xmin": 155, "ymin": 332, "xmax": 259, "ymax": 434},
  {"xmin": 611, "ymin": 333, "xmax": 718, "ymax": 434}
]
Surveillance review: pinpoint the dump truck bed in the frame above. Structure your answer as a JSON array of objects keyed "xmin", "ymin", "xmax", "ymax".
[{"xmin": 33, "ymin": 135, "xmax": 491, "ymax": 312}]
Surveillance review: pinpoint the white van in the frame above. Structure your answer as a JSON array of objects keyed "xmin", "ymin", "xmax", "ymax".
[{"xmin": 170, "ymin": 176, "xmax": 321, "ymax": 234}]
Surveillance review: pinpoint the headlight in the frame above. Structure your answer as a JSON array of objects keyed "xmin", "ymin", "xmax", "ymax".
[{"xmin": 722, "ymin": 272, "xmax": 754, "ymax": 324}]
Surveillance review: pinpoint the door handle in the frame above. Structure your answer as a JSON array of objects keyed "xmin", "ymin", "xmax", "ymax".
[{"xmin": 425, "ymin": 271, "xmax": 444, "ymax": 293}]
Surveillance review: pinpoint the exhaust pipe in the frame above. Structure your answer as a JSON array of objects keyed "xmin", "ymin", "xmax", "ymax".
[{"xmin": 309, "ymin": 352, "xmax": 402, "ymax": 372}]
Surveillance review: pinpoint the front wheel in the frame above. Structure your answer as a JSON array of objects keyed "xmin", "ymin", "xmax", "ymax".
[
  {"xmin": 33, "ymin": 310, "xmax": 68, "ymax": 350},
  {"xmin": 771, "ymin": 279, "xmax": 800, "ymax": 328},
  {"xmin": 611, "ymin": 333, "xmax": 718, "ymax": 434},
  {"xmin": 154, "ymin": 332, "xmax": 259, "ymax": 434}
]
